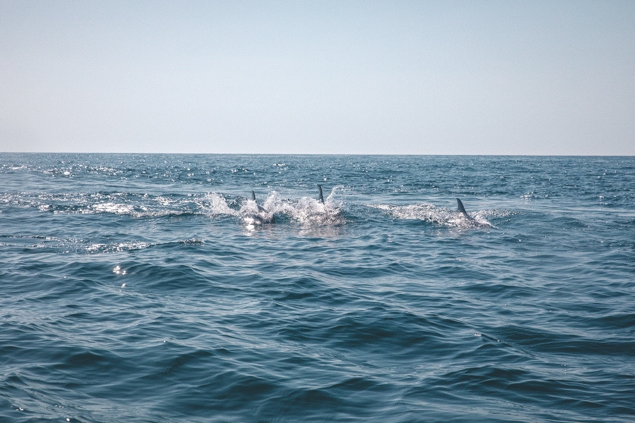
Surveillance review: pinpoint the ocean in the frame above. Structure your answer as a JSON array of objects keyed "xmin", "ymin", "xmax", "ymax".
[{"xmin": 1, "ymin": 154, "xmax": 634, "ymax": 422}]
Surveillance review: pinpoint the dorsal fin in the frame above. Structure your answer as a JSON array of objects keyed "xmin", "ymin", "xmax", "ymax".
[
  {"xmin": 457, "ymin": 198, "xmax": 469, "ymax": 217},
  {"xmin": 248, "ymin": 190, "xmax": 271, "ymax": 219},
  {"xmin": 317, "ymin": 185, "xmax": 324, "ymax": 203},
  {"xmin": 251, "ymin": 190, "xmax": 268, "ymax": 213}
]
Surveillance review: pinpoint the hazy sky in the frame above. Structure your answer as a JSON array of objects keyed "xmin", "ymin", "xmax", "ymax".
[{"xmin": 1, "ymin": 0, "xmax": 634, "ymax": 154}]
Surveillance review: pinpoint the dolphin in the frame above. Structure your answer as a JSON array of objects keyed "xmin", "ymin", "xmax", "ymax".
[
  {"xmin": 245, "ymin": 190, "xmax": 275, "ymax": 224},
  {"xmin": 456, "ymin": 198, "xmax": 494, "ymax": 227},
  {"xmin": 317, "ymin": 184, "xmax": 325, "ymax": 204}
]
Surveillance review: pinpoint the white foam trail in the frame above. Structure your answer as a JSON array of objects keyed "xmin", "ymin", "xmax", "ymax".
[
  {"xmin": 371, "ymin": 203, "xmax": 494, "ymax": 229},
  {"xmin": 87, "ymin": 242, "xmax": 151, "ymax": 253},
  {"xmin": 92, "ymin": 203, "xmax": 135, "ymax": 215}
]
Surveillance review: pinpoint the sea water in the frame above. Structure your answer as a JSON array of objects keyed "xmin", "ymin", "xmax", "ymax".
[{"xmin": 1, "ymin": 154, "xmax": 634, "ymax": 422}]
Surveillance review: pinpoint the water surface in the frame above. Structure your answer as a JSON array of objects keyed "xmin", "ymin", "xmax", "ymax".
[{"xmin": 1, "ymin": 154, "xmax": 634, "ymax": 422}]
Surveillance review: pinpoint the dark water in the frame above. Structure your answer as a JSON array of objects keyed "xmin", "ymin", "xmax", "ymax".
[{"xmin": 1, "ymin": 154, "xmax": 634, "ymax": 422}]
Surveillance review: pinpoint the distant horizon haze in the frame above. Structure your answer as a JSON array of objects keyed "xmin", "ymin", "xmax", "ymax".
[{"xmin": 1, "ymin": 152, "xmax": 634, "ymax": 157}]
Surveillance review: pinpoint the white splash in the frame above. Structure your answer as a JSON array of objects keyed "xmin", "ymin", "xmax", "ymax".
[
  {"xmin": 204, "ymin": 192, "xmax": 240, "ymax": 217},
  {"xmin": 205, "ymin": 188, "xmax": 345, "ymax": 227}
]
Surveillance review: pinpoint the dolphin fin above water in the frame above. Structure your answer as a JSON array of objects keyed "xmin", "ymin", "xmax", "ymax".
[
  {"xmin": 456, "ymin": 198, "xmax": 493, "ymax": 227},
  {"xmin": 250, "ymin": 190, "xmax": 264, "ymax": 211},
  {"xmin": 250, "ymin": 190, "xmax": 262, "ymax": 210},
  {"xmin": 456, "ymin": 198, "xmax": 472, "ymax": 219},
  {"xmin": 317, "ymin": 185, "xmax": 325, "ymax": 204}
]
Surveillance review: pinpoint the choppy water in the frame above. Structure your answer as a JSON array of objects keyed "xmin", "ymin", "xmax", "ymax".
[{"xmin": 1, "ymin": 154, "xmax": 634, "ymax": 422}]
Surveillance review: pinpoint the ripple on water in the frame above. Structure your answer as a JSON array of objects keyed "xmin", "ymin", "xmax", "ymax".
[{"xmin": 1, "ymin": 154, "xmax": 635, "ymax": 422}]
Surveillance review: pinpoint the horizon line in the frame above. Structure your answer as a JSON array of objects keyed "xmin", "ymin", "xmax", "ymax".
[{"xmin": 2, "ymin": 152, "xmax": 634, "ymax": 158}]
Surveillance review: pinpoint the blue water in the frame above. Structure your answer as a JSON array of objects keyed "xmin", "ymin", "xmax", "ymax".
[{"xmin": 1, "ymin": 154, "xmax": 634, "ymax": 422}]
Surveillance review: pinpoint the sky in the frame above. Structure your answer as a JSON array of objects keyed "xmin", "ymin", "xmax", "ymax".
[{"xmin": 1, "ymin": 0, "xmax": 634, "ymax": 155}]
